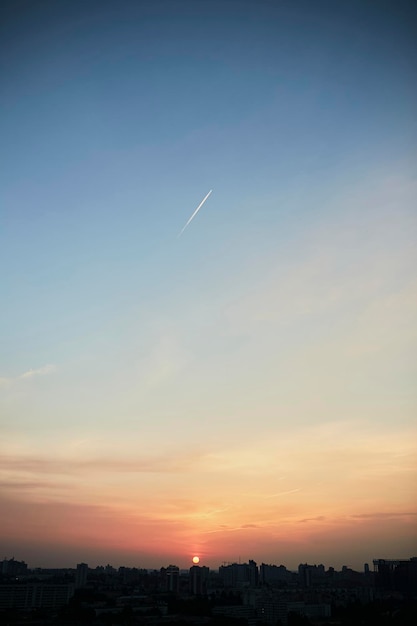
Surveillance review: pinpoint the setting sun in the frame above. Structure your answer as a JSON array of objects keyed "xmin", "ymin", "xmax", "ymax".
[{"xmin": 192, "ymin": 556, "xmax": 200, "ymax": 564}]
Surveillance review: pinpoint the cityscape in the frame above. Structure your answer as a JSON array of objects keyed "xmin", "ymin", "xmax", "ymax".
[{"xmin": 1, "ymin": 554, "xmax": 416, "ymax": 624}]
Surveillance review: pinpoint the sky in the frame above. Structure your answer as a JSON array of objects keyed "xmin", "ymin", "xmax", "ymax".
[{"xmin": 0, "ymin": 0, "xmax": 416, "ymax": 572}]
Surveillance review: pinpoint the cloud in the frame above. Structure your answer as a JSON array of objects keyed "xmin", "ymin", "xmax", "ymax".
[
  {"xmin": 0, "ymin": 480, "xmax": 74, "ymax": 491},
  {"xmin": 296, "ymin": 512, "xmax": 417, "ymax": 526},
  {"xmin": 19, "ymin": 364, "xmax": 56, "ymax": 379},
  {"xmin": 262, "ymin": 489, "xmax": 301, "ymax": 498},
  {"xmin": 0, "ymin": 448, "xmax": 209, "ymax": 477},
  {"xmin": 241, "ymin": 523, "xmax": 259, "ymax": 529},
  {"xmin": 219, "ymin": 173, "xmax": 417, "ymax": 342},
  {"xmin": 205, "ymin": 524, "xmax": 260, "ymax": 534},
  {"xmin": 0, "ymin": 364, "xmax": 56, "ymax": 389},
  {"xmin": 350, "ymin": 512, "xmax": 417, "ymax": 520}
]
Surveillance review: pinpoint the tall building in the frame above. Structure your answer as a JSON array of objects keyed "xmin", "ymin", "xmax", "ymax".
[
  {"xmin": 0, "ymin": 583, "xmax": 74, "ymax": 609},
  {"xmin": 259, "ymin": 563, "xmax": 291, "ymax": 585},
  {"xmin": 219, "ymin": 560, "xmax": 258, "ymax": 588},
  {"xmin": 161, "ymin": 565, "xmax": 180, "ymax": 593},
  {"xmin": 298, "ymin": 563, "xmax": 325, "ymax": 587},
  {"xmin": 373, "ymin": 558, "xmax": 417, "ymax": 593},
  {"xmin": 189, "ymin": 565, "xmax": 209, "ymax": 595},
  {"xmin": 75, "ymin": 563, "xmax": 88, "ymax": 588},
  {"xmin": 1, "ymin": 558, "xmax": 28, "ymax": 576}
]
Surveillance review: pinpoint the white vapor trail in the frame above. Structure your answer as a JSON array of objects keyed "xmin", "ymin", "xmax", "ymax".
[{"xmin": 178, "ymin": 189, "xmax": 212, "ymax": 237}]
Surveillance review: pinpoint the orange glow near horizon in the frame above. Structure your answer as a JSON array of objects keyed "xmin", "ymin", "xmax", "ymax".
[{"xmin": 1, "ymin": 418, "xmax": 416, "ymax": 569}]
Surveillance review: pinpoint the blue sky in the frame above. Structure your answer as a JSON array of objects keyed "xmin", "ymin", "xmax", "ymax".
[{"xmin": 1, "ymin": 0, "xmax": 416, "ymax": 568}]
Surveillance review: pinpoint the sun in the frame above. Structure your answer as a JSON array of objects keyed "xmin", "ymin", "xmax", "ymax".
[{"xmin": 192, "ymin": 556, "xmax": 200, "ymax": 564}]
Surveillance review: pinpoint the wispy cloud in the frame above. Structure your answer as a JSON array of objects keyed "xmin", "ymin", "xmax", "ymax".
[
  {"xmin": 296, "ymin": 512, "xmax": 417, "ymax": 525},
  {"xmin": 298, "ymin": 515, "xmax": 326, "ymax": 524},
  {"xmin": 262, "ymin": 489, "xmax": 301, "ymax": 498},
  {"xmin": 19, "ymin": 364, "xmax": 56, "ymax": 379},
  {"xmin": 0, "ymin": 364, "xmax": 56, "ymax": 389},
  {"xmin": 0, "ymin": 480, "xmax": 74, "ymax": 491},
  {"xmin": 205, "ymin": 524, "xmax": 260, "ymax": 534},
  {"xmin": 0, "ymin": 449, "xmax": 208, "ymax": 477},
  {"xmin": 350, "ymin": 512, "xmax": 417, "ymax": 520},
  {"xmin": 220, "ymin": 174, "xmax": 417, "ymax": 341}
]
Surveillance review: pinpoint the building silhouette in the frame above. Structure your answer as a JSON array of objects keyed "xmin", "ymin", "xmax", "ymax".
[
  {"xmin": 189, "ymin": 565, "xmax": 209, "ymax": 595},
  {"xmin": 0, "ymin": 583, "xmax": 74, "ymax": 610},
  {"xmin": 298, "ymin": 563, "xmax": 325, "ymax": 587},
  {"xmin": 160, "ymin": 565, "xmax": 180, "ymax": 593},
  {"xmin": 219, "ymin": 560, "xmax": 258, "ymax": 588},
  {"xmin": 1, "ymin": 558, "xmax": 27, "ymax": 576},
  {"xmin": 259, "ymin": 563, "xmax": 291, "ymax": 585},
  {"xmin": 75, "ymin": 562, "xmax": 88, "ymax": 588},
  {"xmin": 373, "ymin": 557, "xmax": 417, "ymax": 594}
]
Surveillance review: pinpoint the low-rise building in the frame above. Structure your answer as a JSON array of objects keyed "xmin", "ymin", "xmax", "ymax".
[{"xmin": 0, "ymin": 582, "xmax": 75, "ymax": 610}]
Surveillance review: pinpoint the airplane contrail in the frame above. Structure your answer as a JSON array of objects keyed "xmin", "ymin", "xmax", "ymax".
[{"xmin": 178, "ymin": 189, "xmax": 212, "ymax": 237}]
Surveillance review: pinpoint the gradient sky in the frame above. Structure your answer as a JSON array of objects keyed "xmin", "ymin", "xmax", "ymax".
[{"xmin": 1, "ymin": 0, "xmax": 416, "ymax": 571}]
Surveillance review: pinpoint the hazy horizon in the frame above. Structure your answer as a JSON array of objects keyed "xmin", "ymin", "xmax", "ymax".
[
  {"xmin": 6, "ymin": 548, "xmax": 416, "ymax": 574},
  {"xmin": 1, "ymin": 0, "xmax": 416, "ymax": 573}
]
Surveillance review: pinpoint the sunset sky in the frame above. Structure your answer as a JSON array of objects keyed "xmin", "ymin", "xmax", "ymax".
[{"xmin": 1, "ymin": 0, "xmax": 416, "ymax": 571}]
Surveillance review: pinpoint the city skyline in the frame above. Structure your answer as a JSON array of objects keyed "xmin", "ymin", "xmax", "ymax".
[
  {"xmin": 2, "ymin": 554, "xmax": 415, "ymax": 622},
  {"xmin": 1, "ymin": 0, "xmax": 416, "ymax": 573},
  {"xmin": 2, "ymin": 544, "xmax": 415, "ymax": 575},
  {"xmin": 5, "ymin": 554, "xmax": 414, "ymax": 574}
]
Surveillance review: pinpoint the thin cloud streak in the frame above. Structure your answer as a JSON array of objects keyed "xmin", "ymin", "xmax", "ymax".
[
  {"xmin": 262, "ymin": 489, "xmax": 301, "ymax": 498},
  {"xmin": 298, "ymin": 516, "xmax": 326, "ymax": 524},
  {"xmin": 0, "ymin": 450, "xmax": 210, "ymax": 476},
  {"xmin": 177, "ymin": 189, "xmax": 212, "ymax": 237},
  {"xmin": 350, "ymin": 512, "xmax": 417, "ymax": 520},
  {"xmin": 204, "ymin": 524, "xmax": 261, "ymax": 534},
  {"xmin": 0, "ymin": 480, "xmax": 74, "ymax": 490}
]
